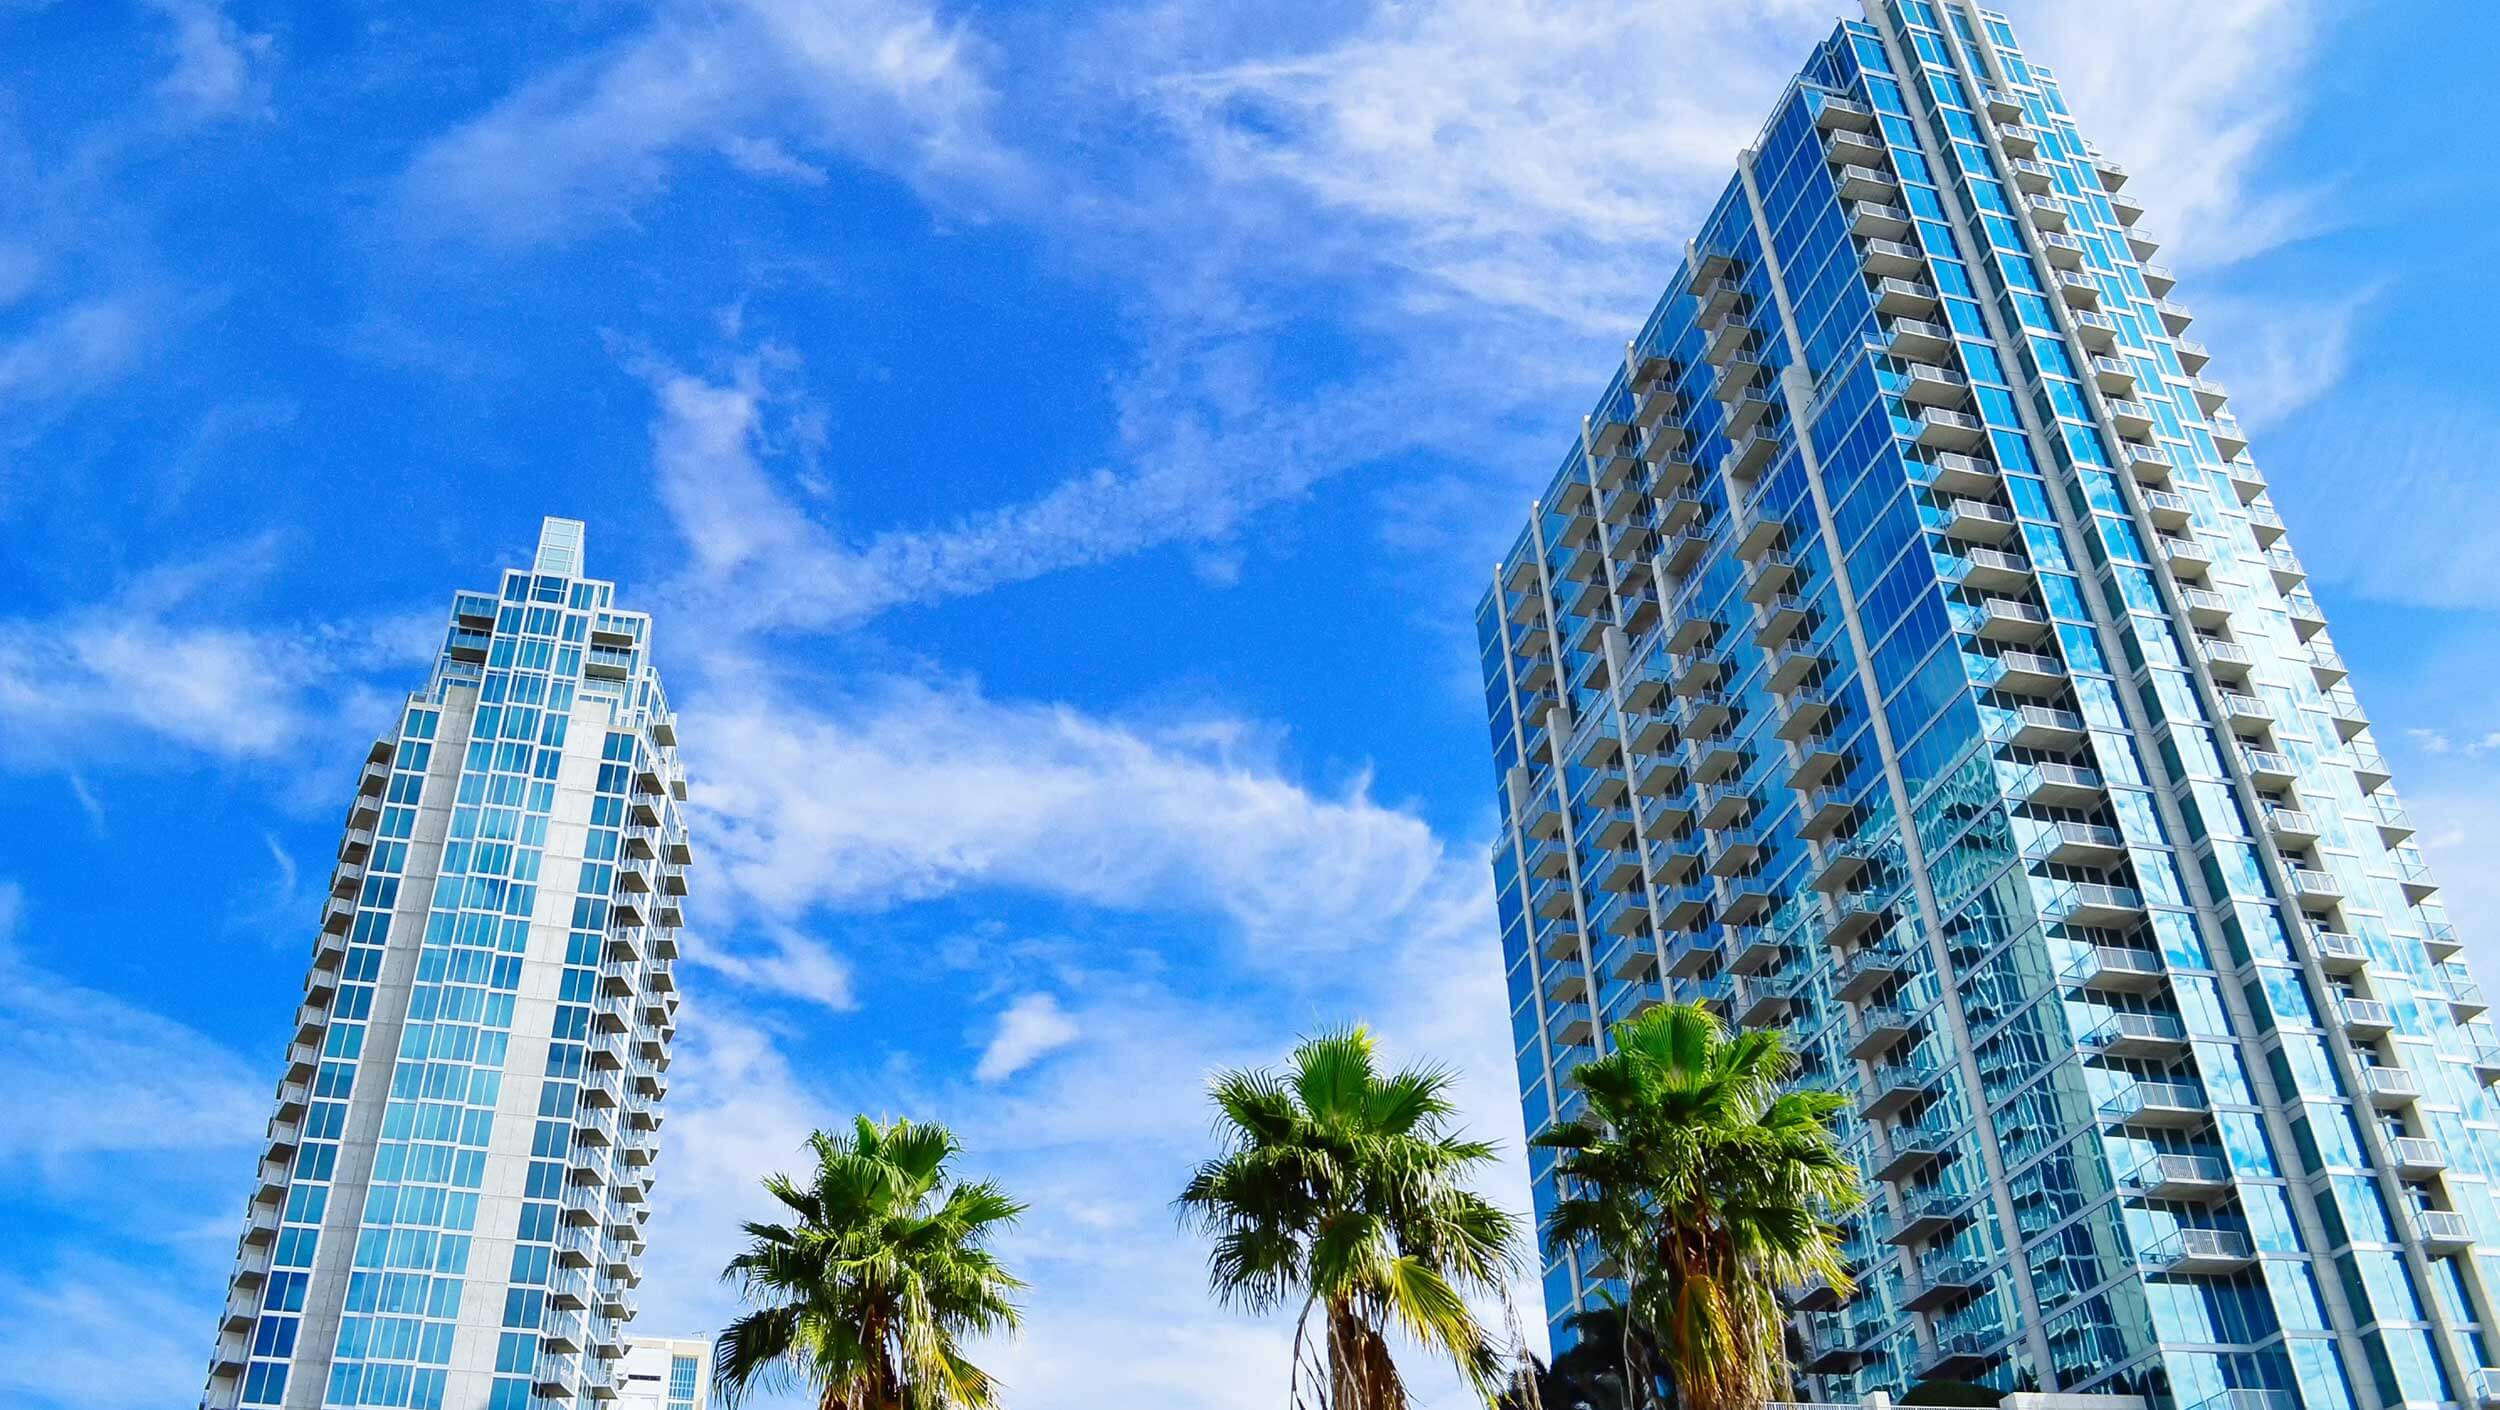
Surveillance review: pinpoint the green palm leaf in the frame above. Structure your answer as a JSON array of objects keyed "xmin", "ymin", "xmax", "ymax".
[{"xmin": 713, "ymin": 1118, "xmax": 1025, "ymax": 1410}]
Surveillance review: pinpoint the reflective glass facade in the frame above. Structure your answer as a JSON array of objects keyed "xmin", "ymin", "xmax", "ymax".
[
  {"xmin": 204, "ymin": 519, "xmax": 691, "ymax": 1410},
  {"xmin": 1479, "ymin": 7, "xmax": 2500, "ymax": 1409}
]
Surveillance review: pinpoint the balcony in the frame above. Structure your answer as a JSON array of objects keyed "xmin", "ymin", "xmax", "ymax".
[
  {"xmin": 2022, "ymin": 192, "xmax": 2067, "ymax": 229},
  {"xmin": 1905, "ymin": 1253, "xmax": 1990, "ymax": 1312},
  {"xmin": 1837, "ymin": 944, "xmax": 1912, "ymax": 1002},
  {"xmin": 2088, "ymin": 354, "xmax": 2136, "ymax": 394},
  {"xmin": 2414, "ymin": 1208, "xmax": 2474, "ymax": 1254},
  {"xmin": 2364, "ymin": 1065, "xmax": 2420, "ymax": 1109},
  {"xmin": 1992, "ymin": 703, "xmax": 2088, "ymax": 750},
  {"xmin": 2100, "ymin": 1080, "xmax": 2208, "ymax": 1129},
  {"xmin": 1887, "ymin": 1186, "xmax": 1971, "ymax": 1244},
  {"xmin": 1728, "ymin": 925, "xmax": 1786, "ymax": 975},
  {"xmin": 2007, "ymin": 155, "xmax": 2054, "ymax": 193},
  {"xmin": 2039, "ymin": 229, "xmax": 2087, "ymax": 269},
  {"xmin": 1826, "ymin": 128, "xmax": 1890, "ymax": 167},
  {"xmin": 1967, "ymin": 597, "xmax": 2050, "ymax": 644},
  {"xmin": 1902, "ymin": 362, "xmax": 1970, "ymax": 406},
  {"xmin": 1914, "ymin": 450, "xmax": 1997, "ymax": 498},
  {"xmin": 1876, "ymin": 1123, "xmax": 1952, "ymax": 1182},
  {"xmin": 1802, "ymin": 1323, "xmax": 1870, "ymax": 1373},
  {"xmin": 2063, "ymin": 944, "xmax": 2163, "ymax": 992},
  {"xmin": 1849, "ymin": 199, "xmax": 1914, "ymax": 239},
  {"xmin": 1872, "ymin": 276, "xmax": 1942, "ymax": 318},
  {"xmin": 2229, "ymin": 461, "xmax": 2271, "ymax": 504},
  {"xmin": 2069, "ymin": 308, "xmax": 2118, "ymax": 351},
  {"xmin": 1835, "ymin": 163, "xmax": 1900, "ymax": 203},
  {"xmin": 1736, "ymin": 975, "xmax": 1799, "ymax": 1027},
  {"xmin": 1724, "ymin": 428, "xmax": 1779, "ymax": 482},
  {"xmin": 2126, "ymin": 226, "xmax": 2161, "ymax": 260},
  {"xmin": 1860, "ymin": 236, "xmax": 1926, "ymax": 277},
  {"xmin": 2187, "ymin": 376, "xmax": 2229, "ymax": 414},
  {"xmin": 2122, "ymin": 439, "xmax": 2174, "ymax": 483},
  {"xmin": 1916, "ymin": 408, "xmax": 1988, "ymax": 451},
  {"xmin": 2264, "ymin": 807, "xmax": 2318, "ymax": 846},
  {"xmin": 1981, "ymin": 648, "xmax": 2065, "ymax": 695},
  {"xmin": 2153, "ymin": 299, "xmax": 2195, "ymax": 335},
  {"xmin": 2338, "ymin": 997, "xmax": 2393, "ymax": 1037},
  {"xmin": 1824, "ymin": 890, "xmax": 1890, "ymax": 947},
  {"xmin": 2391, "ymin": 1135, "xmax": 2447, "ymax": 1177},
  {"xmin": 1940, "ymin": 496, "xmax": 2016, "ymax": 543},
  {"xmin": 1800, "ymin": 787, "xmax": 1855, "ymax": 839},
  {"xmin": 1752, "ymin": 592, "xmax": 1812, "ymax": 647},
  {"xmin": 2138, "ymin": 1228, "xmax": 2254, "ymax": 1276},
  {"xmin": 1997, "ymin": 121, "xmax": 2040, "ymax": 156},
  {"xmin": 2198, "ymin": 637, "xmax": 2252, "ymax": 678},
  {"xmin": 2240, "ymin": 747, "xmax": 2295, "ymax": 788},
  {"xmin": 1916, "ymin": 1327, "xmax": 1995, "ymax": 1380},
  {"xmin": 1816, "ymin": 94, "xmax": 1877, "ymax": 131},
  {"xmin": 2140, "ymin": 487, "xmax": 2192, "ymax": 529},
  {"xmin": 1885, "ymin": 316, "xmax": 1954, "ymax": 362},
  {"xmin": 2287, "ymin": 868, "xmax": 2342, "ymax": 912},
  {"xmin": 1810, "ymin": 840, "xmax": 1871, "ymax": 894},
  {"xmin": 2081, "ymin": 1011, "xmax": 2187, "ymax": 1060},
  {"xmin": 2309, "ymin": 927, "xmax": 2367, "ymax": 973},
  {"xmin": 2054, "ymin": 269, "xmax": 2101, "ymax": 310},
  {"xmin": 1774, "ymin": 686, "xmax": 1836, "ymax": 742},
  {"xmin": 1982, "ymin": 86, "xmax": 2023, "ymax": 121},
  {"xmin": 2215, "ymin": 691, "xmax": 2268, "ymax": 727},
  {"xmin": 1764, "ymin": 643, "xmax": 1826, "ymax": 692},
  {"xmin": 1849, "ymin": 1004, "xmax": 1918, "ymax": 1060},
  {"xmin": 2213, "ymin": 416, "xmax": 2250, "ymax": 460},
  {"xmin": 2162, "ymin": 533, "xmax": 2215, "ymax": 575},
  {"xmin": 2120, "ymin": 1153, "xmax": 2230, "ymax": 1201},
  {"xmin": 1860, "ymin": 1057, "xmax": 1940, "ymax": 1119},
  {"xmin": 2008, "ymin": 761, "xmax": 2104, "ymax": 807},
  {"xmin": 1943, "ymin": 545, "xmax": 2030, "ymax": 593},
  {"xmin": 2026, "ymin": 820, "xmax": 2126, "ymax": 867}
]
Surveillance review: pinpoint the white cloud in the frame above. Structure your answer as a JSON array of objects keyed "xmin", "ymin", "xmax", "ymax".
[
  {"xmin": 0, "ymin": 549, "xmax": 432, "ymax": 772},
  {"xmin": 0, "ymin": 1254, "xmax": 232, "ymax": 1410},
  {"xmin": 2409, "ymin": 728, "xmax": 2453, "ymax": 755},
  {"xmin": 684, "ymin": 923, "xmax": 857, "ymax": 1013},
  {"xmin": 685, "ymin": 671, "xmax": 1474, "ymax": 958},
  {"xmin": 396, "ymin": 0, "xmax": 1023, "ymax": 247},
  {"xmin": 2186, "ymin": 284, "xmax": 2376, "ymax": 431},
  {"xmin": 2265, "ymin": 389, "xmax": 2500, "ymax": 610},
  {"xmin": 0, "ymin": 294, "xmax": 155, "ymax": 418},
  {"xmin": 2007, "ymin": 0, "xmax": 2320, "ymax": 271},
  {"xmin": 144, "ymin": 0, "xmax": 273, "ymax": 120},
  {"xmin": 1140, "ymin": 0, "xmax": 1833, "ymax": 333},
  {"xmin": 0, "ymin": 883, "xmax": 267, "ymax": 1172},
  {"xmin": 974, "ymin": 993, "xmax": 1081, "ymax": 1083},
  {"xmin": 718, "ymin": 134, "xmax": 830, "ymax": 186}
]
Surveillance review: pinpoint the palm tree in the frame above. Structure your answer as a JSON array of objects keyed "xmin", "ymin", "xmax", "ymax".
[
  {"xmin": 1177, "ymin": 1025, "xmax": 1523, "ymax": 1410},
  {"xmin": 1535, "ymin": 1002, "xmax": 1860, "ymax": 1410},
  {"xmin": 713, "ymin": 1117, "xmax": 1026, "ymax": 1410}
]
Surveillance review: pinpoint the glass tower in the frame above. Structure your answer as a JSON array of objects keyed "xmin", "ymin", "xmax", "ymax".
[
  {"xmin": 1477, "ymin": 6, "xmax": 2500, "ymax": 1409},
  {"xmin": 203, "ymin": 518, "xmax": 692, "ymax": 1410}
]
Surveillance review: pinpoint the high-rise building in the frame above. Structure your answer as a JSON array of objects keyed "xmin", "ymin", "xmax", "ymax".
[
  {"xmin": 203, "ymin": 518, "xmax": 692, "ymax": 1410},
  {"xmin": 1478, "ymin": 5, "xmax": 2500, "ymax": 1409},
  {"xmin": 614, "ymin": 1336, "xmax": 711, "ymax": 1410}
]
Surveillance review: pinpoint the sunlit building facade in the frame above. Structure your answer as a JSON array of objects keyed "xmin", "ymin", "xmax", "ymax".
[
  {"xmin": 203, "ymin": 518, "xmax": 691, "ymax": 1409},
  {"xmin": 1478, "ymin": 6, "xmax": 2500, "ymax": 1409}
]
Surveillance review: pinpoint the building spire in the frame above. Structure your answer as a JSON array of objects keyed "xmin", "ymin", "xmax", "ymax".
[{"xmin": 534, "ymin": 516, "xmax": 587, "ymax": 577}]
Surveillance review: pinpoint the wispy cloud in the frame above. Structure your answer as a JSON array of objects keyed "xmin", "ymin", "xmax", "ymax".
[
  {"xmin": 686, "ymin": 670, "xmax": 1477, "ymax": 958},
  {"xmin": 2011, "ymin": 0, "xmax": 2323, "ymax": 271},
  {"xmin": 143, "ymin": 0, "xmax": 275, "ymax": 122},
  {"xmin": 0, "ymin": 544, "xmax": 433, "ymax": 772},
  {"xmin": 395, "ymin": 0, "xmax": 1024, "ymax": 247},
  {"xmin": 0, "ymin": 882, "xmax": 265, "ymax": 1174},
  {"xmin": 974, "ymin": 992, "xmax": 1081, "ymax": 1083}
]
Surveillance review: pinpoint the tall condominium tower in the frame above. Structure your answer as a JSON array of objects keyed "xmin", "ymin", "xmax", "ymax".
[
  {"xmin": 1479, "ymin": 5, "xmax": 2500, "ymax": 1409},
  {"xmin": 204, "ymin": 518, "xmax": 691, "ymax": 1410}
]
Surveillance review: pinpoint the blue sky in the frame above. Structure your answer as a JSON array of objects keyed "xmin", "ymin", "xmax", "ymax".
[{"xmin": 5, "ymin": 1, "xmax": 2500, "ymax": 1406}]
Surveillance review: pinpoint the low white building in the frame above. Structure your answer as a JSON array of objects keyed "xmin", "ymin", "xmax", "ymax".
[{"xmin": 616, "ymin": 1335, "xmax": 711, "ymax": 1410}]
